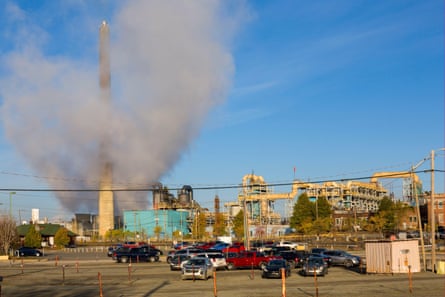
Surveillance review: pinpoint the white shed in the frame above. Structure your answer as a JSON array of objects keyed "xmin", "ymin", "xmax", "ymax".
[{"xmin": 365, "ymin": 240, "xmax": 420, "ymax": 273}]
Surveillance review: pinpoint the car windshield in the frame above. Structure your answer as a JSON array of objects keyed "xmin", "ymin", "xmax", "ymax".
[
  {"xmin": 268, "ymin": 260, "xmax": 285, "ymax": 266},
  {"xmin": 308, "ymin": 258, "xmax": 324, "ymax": 265},
  {"xmin": 188, "ymin": 259, "xmax": 207, "ymax": 266}
]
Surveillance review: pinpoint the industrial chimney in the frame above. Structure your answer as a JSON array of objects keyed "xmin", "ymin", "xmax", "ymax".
[{"xmin": 98, "ymin": 21, "xmax": 114, "ymax": 238}]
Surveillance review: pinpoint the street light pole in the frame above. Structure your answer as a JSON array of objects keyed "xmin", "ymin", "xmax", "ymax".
[
  {"xmin": 9, "ymin": 192, "xmax": 16, "ymax": 218},
  {"xmin": 430, "ymin": 150, "xmax": 436, "ymax": 272},
  {"xmin": 430, "ymin": 147, "xmax": 445, "ymax": 273}
]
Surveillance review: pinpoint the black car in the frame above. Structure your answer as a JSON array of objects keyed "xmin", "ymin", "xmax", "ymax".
[
  {"xmin": 311, "ymin": 247, "xmax": 327, "ymax": 254},
  {"xmin": 302, "ymin": 252, "xmax": 332, "ymax": 267},
  {"xmin": 261, "ymin": 259, "xmax": 291, "ymax": 279},
  {"xmin": 301, "ymin": 257, "xmax": 328, "ymax": 276},
  {"xmin": 15, "ymin": 247, "xmax": 43, "ymax": 257},
  {"xmin": 113, "ymin": 246, "xmax": 160, "ymax": 263},
  {"xmin": 278, "ymin": 250, "xmax": 308, "ymax": 268}
]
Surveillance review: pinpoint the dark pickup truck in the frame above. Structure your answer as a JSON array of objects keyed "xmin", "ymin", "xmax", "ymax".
[
  {"xmin": 278, "ymin": 250, "xmax": 308, "ymax": 268},
  {"xmin": 112, "ymin": 246, "xmax": 160, "ymax": 263}
]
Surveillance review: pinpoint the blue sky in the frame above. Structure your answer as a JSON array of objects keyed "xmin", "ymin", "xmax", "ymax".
[{"xmin": 0, "ymin": 1, "xmax": 443, "ymax": 221}]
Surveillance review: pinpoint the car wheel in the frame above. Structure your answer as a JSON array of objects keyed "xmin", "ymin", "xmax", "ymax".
[
  {"xmin": 167, "ymin": 257, "xmax": 172, "ymax": 264},
  {"xmin": 35, "ymin": 252, "xmax": 41, "ymax": 257},
  {"xmin": 149, "ymin": 256, "xmax": 156, "ymax": 262},
  {"xmin": 227, "ymin": 263, "xmax": 235, "ymax": 270},
  {"xmin": 259, "ymin": 262, "xmax": 266, "ymax": 270},
  {"xmin": 345, "ymin": 260, "xmax": 353, "ymax": 268},
  {"xmin": 121, "ymin": 256, "xmax": 129, "ymax": 263}
]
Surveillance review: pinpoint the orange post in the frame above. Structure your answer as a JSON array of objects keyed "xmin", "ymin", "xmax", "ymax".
[
  {"xmin": 281, "ymin": 268, "xmax": 286, "ymax": 297},
  {"xmin": 76, "ymin": 261, "xmax": 79, "ymax": 273},
  {"xmin": 314, "ymin": 269, "xmax": 318, "ymax": 297},
  {"xmin": 408, "ymin": 265, "xmax": 413, "ymax": 293},
  {"xmin": 62, "ymin": 265, "xmax": 66, "ymax": 284},
  {"xmin": 213, "ymin": 270, "xmax": 217, "ymax": 297},
  {"xmin": 98, "ymin": 272, "xmax": 103, "ymax": 297},
  {"xmin": 55, "ymin": 255, "xmax": 59, "ymax": 267}
]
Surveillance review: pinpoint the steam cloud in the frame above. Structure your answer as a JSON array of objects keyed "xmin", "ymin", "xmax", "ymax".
[{"xmin": 0, "ymin": 1, "xmax": 240, "ymax": 214}]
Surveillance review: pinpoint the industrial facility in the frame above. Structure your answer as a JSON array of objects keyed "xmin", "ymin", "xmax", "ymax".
[{"xmin": 119, "ymin": 171, "xmax": 426, "ymax": 240}]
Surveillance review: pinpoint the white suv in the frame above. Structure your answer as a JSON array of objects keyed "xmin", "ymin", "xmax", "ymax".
[{"xmin": 196, "ymin": 252, "xmax": 227, "ymax": 270}]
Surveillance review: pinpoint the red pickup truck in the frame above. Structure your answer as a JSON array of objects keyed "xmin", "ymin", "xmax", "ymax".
[{"xmin": 226, "ymin": 251, "xmax": 280, "ymax": 270}]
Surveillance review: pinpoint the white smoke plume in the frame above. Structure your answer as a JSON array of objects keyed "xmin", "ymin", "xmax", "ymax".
[{"xmin": 0, "ymin": 1, "xmax": 241, "ymax": 214}]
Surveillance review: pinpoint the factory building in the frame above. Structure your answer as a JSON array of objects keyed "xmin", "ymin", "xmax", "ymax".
[{"xmin": 123, "ymin": 209, "xmax": 189, "ymax": 240}]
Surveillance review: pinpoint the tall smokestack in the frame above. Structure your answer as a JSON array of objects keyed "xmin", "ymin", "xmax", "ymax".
[{"xmin": 98, "ymin": 20, "xmax": 114, "ymax": 238}]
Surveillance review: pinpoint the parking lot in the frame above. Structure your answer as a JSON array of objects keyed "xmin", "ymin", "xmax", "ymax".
[{"xmin": 0, "ymin": 250, "xmax": 444, "ymax": 297}]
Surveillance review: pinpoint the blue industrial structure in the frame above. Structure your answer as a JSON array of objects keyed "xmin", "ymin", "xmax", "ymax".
[{"xmin": 123, "ymin": 209, "xmax": 189, "ymax": 239}]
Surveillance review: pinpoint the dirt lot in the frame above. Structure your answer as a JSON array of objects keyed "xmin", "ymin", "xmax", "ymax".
[{"xmin": 0, "ymin": 253, "xmax": 444, "ymax": 297}]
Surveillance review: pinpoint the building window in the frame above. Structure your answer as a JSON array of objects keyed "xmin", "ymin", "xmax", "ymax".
[
  {"xmin": 335, "ymin": 218, "xmax": 342, "ymax": 226},
  {"xmin": 438, "ymin": 201, "xmax": 443, "ymax": 209},
  {"xmin": 438, "ymin": 213, "xmax": 444, "ymax": 224}
]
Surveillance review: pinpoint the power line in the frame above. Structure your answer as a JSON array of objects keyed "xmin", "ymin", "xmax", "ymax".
[{"xmin": 0, "ymin": 169, "xmax": 435, "ymax": 192}]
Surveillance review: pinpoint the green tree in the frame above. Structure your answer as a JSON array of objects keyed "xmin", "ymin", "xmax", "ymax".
[
  {"xmin": 213, "ymin": 213, "xmax": 227, "ymax": 237},
  {"xmin": 54, "ymin": 227, "xmax": 70, "ymax": 248},
  {"xmin": 379, "ymin": 196, "xmax": 394, "ymax": 212},
  {"xmin": 24, "ymin": 225, "xmax": 42, "ymax": 248},
  {"xmin": 312, "ymin": 217, "xmax": 331, "ymax": 234},
  {"xmin": 154, "ymin": 225, "xmax": 162, "ymax": 241},
  {"xmin": 172, "ymin": 230, "xmax": 181, "ymax": 240},
  {"xmin": 195, "ymin": 212, "xmax": 207, "ymax": 240},
  {"xmin": 315, "ymin": 196, "xmax": 332, "ymax": 219},
  {"xmin": 366, "ymin": 213, "xmax": 386, "ymax": 234},
  {"xmin": 290, "ymin": 193, "xmax": 313, "ymax": 232},
  {"xmin": 232, "ymin": 210, "xmax": 244, "ymax": 240}
]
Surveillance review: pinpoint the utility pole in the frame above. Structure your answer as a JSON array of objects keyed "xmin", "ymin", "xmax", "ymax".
[
  {"xmin": 9, "ymin": 192, "xmax": 16, "ymax": 218},
  {"xmin": 430, "ymin": 150, "xmax": 436, "ymax": 272}
]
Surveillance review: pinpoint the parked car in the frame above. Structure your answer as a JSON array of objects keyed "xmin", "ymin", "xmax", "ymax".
[
  {"xmin": 321, "ymin": 250, "xmax": 360, "ymax": 267},
  {"xmin": 406, "ymin": 230, "xmax": 421, "ymax": 238},
  {"xmin": 196, "ymin": 251, "xmax": 227, "ymax": 270},
  {"xmin": 302, "ymin": 253, "xmax": 332, "ymax": 267},
  {"xmin": 301, "ymin": 257, "xmax": 328, "ymax": 276},
  {"xmin": 173, "ymin": 241, "xmax": 193, "ymax": 250},
  {"xmin": 262, "ymin": 259, "xmax": 291, "ymax": 278},
  {"xmin": 169, "ymin": 254, "xmax": 191, "ymax": 271},
  {"xmin": 15, "ymin": 247, "xmax": 43, "ymax": 257},
  {"xmin": 278, "ymin": 250, "xmax": 308, "ymax": 268},
  {"xmin": 275, "ymin": 241, "xmax": 307, "ymax": 250},
  {"xmin": 181, "ymin": 257, "xmax": 214, "ymax": 280},
  {"xmin": 166, "ymin": 248, "xmax": 203, "ymax": 263},
  {"xmin": 226, "ymin": 251, "xmax": 279, "ymax": 270},
  {"xmin": 212, "ymin": 242, "xmax": 230, "ymax": 251},
  {"xmin": 107, "ymin": 246, "xmax": 114, "ymax": 257},
  {"xmin": 311, "ymin": 247, "xmax": 327, "ymax": 254},
  {"xmin": 113, "ymin": 246, "xmax": 160, "ymax": 263}
]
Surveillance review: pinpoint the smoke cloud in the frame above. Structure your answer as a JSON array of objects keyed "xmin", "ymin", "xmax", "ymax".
[{"xmin": 0, "ymin": 1, "xmax": 240, "ymax": 214}]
